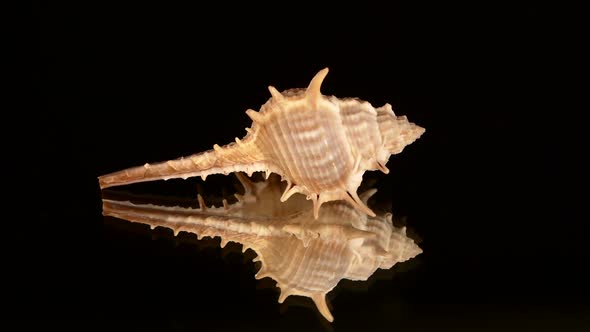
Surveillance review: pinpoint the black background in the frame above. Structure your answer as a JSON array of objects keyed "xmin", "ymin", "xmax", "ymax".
[{"xmin": 31, "ymin": 1, "xmax": 586, "ymax": 331}]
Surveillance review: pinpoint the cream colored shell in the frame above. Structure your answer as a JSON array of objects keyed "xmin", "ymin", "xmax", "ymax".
[
  {"xmin": 99, "ymin": 68, "xmax": 425, "ymax": 218},
  {"xmin": 102, "ymin": 174, "xmax": 422, "ymax": 322}
]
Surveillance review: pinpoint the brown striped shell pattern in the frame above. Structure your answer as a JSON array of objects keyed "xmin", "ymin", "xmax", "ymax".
[{"xmin": 99, "ymin": 68, "xmax": 425, "ymax": 218}]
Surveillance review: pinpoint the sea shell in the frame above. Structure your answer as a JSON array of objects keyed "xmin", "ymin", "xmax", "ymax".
[
  {"xmin": 99, "ymin": 68, "xmax": 425, "ymax": 218},
  {"xmin": 102, "ymin": 173, "xmax": 422, "ymax": 322}
]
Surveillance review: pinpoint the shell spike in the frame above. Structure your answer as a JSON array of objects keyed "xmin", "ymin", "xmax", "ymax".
[
  {"xmin": 220, "ymin": 238, "xmax": 229, "ymax": 248},
  {"xmin": 173, "ymin": 227, "xmax": 182, "ymax": 236},
  {"xmin": 310, "ymin": 194, "xmax": 319, "ymax": 219},
  {"xmin": 344, "ymin": 190, "xmax": 376, "ymax": 217},
  {"xmin": 306, "ymin": 67, "xmax": 329, "ymax": 105},
  {"xmin": 235, "ymin": 172, "xmax": 255, "ymax": 193},
  {"xmin": 353, "ymin": 153, "xmax": 362, "ymax": 172},
  {"xmin": 255, "ymin": 266, "xmax": 270, "ymax": 280},
  {"xmin": 311, "ymin": 293, "xmax": 333, "ymax": 322},
  {"xmin": 280, "ymin": 181, "xmax": 293, "ymax": 201},
  {"xmin": 278, "ymin": 288, "xmax": 294, "ymax": 303},
  {"xmin": 197, "ymin": 194, "xmax": 207, "ymax": 211},
  {"xmin": 376, "ymin": 161, "xmax": 390, "ymax": 174},
  {"xmin": 281, "ymin": 182, "xmax": 302, "ymax": 202},
  {"xmin": 245, "ymin": 109, "xmax": 264, "ymax": 123},
  {"xmin": 385, "ymin": 212, "xmax": 393, "ymax": 223},
  {"xmin": 358, "ymin": 188, "xmax": 378, "ymax": 206},
  {"xmin": 313, "ymin": 193, "xmax": 328, "ymax": 219},
  {"xmin": 268, "ymin": 86, "xmax": 284, "ymax": 101}
]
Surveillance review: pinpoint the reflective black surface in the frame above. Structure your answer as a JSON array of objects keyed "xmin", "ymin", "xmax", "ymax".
[{"xmin": 31, "ymin": 1, "xmax": 587, "ymax": 330}]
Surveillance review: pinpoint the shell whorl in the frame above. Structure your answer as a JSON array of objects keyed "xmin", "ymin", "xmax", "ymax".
[{"xmin": 98, "ymin": 68, "xmax": 425, "ymax": 218}]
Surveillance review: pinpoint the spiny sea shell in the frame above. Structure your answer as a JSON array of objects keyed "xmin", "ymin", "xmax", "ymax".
[
  {"xmin": 102, "ymin": 174, "xmax": 422, "ymax": 322},
  {"xmin": 99, "ymin": 68, "xmax": 425, "ymax": 218}
]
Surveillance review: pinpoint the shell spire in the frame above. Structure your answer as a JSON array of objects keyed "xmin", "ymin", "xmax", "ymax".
[{"xmin": 98, "ymin": 68, "xmax": 425, "ymax": 218}]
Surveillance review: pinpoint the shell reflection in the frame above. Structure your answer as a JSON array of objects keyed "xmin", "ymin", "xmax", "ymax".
[{"xmin": 102, "ymin": 174, "xmax": 421, "ymax": 322}]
